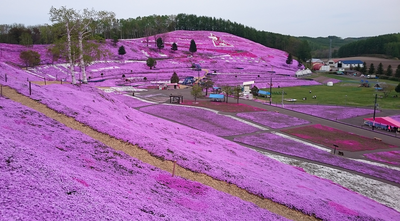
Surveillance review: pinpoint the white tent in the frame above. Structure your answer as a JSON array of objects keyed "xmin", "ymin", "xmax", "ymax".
[{"xmin": 295, "ymin": 68, "xmax": 312, "ymax": 77}]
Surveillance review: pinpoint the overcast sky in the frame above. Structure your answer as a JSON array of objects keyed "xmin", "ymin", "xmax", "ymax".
[{"xmin": 1, "ymin": 0, "xmax": 399, "ymax": 38}]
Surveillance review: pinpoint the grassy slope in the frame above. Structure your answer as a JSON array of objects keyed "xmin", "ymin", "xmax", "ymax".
[{"xmin": 261, "ymin": 73, "xmax": 400, "ymax": 109}]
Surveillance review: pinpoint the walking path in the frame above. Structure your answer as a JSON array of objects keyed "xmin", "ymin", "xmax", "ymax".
[{"xmin": 0, "ymin": 84, "xmax": 318, "ymax": 221}]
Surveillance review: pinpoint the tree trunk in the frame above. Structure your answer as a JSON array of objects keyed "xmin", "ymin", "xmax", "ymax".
[
  {"xmin": 66, "ymin": 23, "xmax": 76, "ymax": 85},
  {"xmin": 78, "ymin": 32, "xmax": 87, "ymax": 83}
]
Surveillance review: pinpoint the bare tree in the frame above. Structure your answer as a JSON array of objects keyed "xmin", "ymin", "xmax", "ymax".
[
  {"xmin": 75, "ymin": 9, "xmax": 115, "ymax": 83},
  {"xmin": 49, "ymin": 6, "xmax": 78, "ymax": 84}
]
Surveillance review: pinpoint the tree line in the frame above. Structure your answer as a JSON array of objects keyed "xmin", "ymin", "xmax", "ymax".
[
  {"xmin": 0, "ymin": 13, "xmax": 312, "ymax": 63},
  {"xmin": 338, "ymin": 33, "xmax": 400, "ymax": 58}
]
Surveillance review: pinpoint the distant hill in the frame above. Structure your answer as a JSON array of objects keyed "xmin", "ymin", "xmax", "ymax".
[
  {"xmin": 338, "ymin": 33, "xmax": 400, "ymax": 58},
  {"xmin": 297, "ymin": 36, "xmax": 367, "ymax": 58}
]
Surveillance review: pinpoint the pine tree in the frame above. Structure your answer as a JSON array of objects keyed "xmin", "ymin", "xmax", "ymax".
[
  {"xmin": 170, "ymin": 72, "xmax": 179, "ymax": 83},
  {"xmin": 286, "ymin": 53, "xmax": 293, "ymax": 65},
  {"xmin": 395, "ymin": 65, "xmax": 400, "ymax": 78},
  {"xmin": 376, "ymin": 63, "xmax": 384, "ymax": 75},
  {"xmin": 395, "ymin": 83, "xmax": 400, "ymax": 93},
  {"xmin": 189, "ymin": 39, "xmax": 197, "ymax": 53},
  {"xmin": 156, "ymin": 37, "xmax": 164, "ymax": 51},
  {"xmin": 118, "ymin": 46, "xmax": 126, "ymax": 56},
  {"xmin": 171, "ymin": 42, "xmax": 178, "ymax": 51},
  {"xmin": 368, "ymin": 63, "xmax": 375, "ymax": 74},
  {"xmin": 361, "ymin": 62, "xmax": 367, "ymax": 74},
  {"xmin": 386, "ymin": 65, "xmax": 393, "ymax": 76}
]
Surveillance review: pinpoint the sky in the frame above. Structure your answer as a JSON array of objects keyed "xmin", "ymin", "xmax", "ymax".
[{"xmin": 1, "ymin": 0, "xmax": 399, "ymax": 38}]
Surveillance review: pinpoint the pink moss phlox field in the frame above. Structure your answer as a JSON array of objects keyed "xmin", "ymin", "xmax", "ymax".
[
  {"xmin": 390, "ymin": 114, "xmax": 400, "ymax": 122},
  {"xmin": 140, "ymin": 104, "xmax": 259, "ymax": 136},
  {"xmin": 233, "ymin": 132, "xmax": 400, "ymax": 184},
  {"xmin": 181, "ymin": 100, "xmax": 267, "ymax": 113},
  {"xmin": 1, "ymin": 30, "xmax": 322, "ymax": 89},
  {"xmin": 0, "ymin": 98, "xmax": 287, "ymax": 220},
  {"xmin": 3, "ymin": 82, "xmax": 400, "ymax": 221},
  {"xmin": 2, "ymin": 38, "xmax": 400, "ymax": 219},
  {"xmin": 363, "ymin": 151, "xmax": 400, "ymax": 166},
  {"xmin": 237, "ymin": 111, "xmax": 310, "ymax": 128},
  {"xmin": 273, "ymin": 104, "xmax": 377, "ymax": 120},
  {"xmin": 284, "ymin": 124, "xmax": 398, "ymax": 152},
  {"xmin": 107, "ymin": 93, "xmax": 154, "ymax": 108}
]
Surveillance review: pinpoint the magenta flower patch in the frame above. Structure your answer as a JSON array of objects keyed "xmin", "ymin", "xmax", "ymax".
[{"xmin": 140, "ymin": 104, "xmax": 259, "ymax": 136}]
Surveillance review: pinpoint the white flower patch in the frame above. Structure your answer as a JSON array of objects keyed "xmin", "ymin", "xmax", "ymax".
[
  {"xmin": 225, "ymin": 115, "xmax": 269, "ymax": 131},
  {"xmin": 272, "ymin": 132, "xmax": 330, "ymax": 152},
  {"xmin": 141, "ymin": 50, "xmax": 149, "ymax": 57},
  {"xmin": 258, "ymin": 151, "xmax": 400, "ymax": 212}
]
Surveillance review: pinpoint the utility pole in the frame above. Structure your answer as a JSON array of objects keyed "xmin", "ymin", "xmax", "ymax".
[
  {"xmin": 372, "ymin": 94, "xmax": 377, "ymax": 130},
  {"xmin": 269, "ymin": 77, "xmax": 272, "ymax": 105},
  {"xmin": 329, "ymin": 37, "xmax": 332, "ymax": 60}
]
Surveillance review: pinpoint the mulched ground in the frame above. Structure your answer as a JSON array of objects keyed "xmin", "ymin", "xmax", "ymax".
[{"xmin": 282, "ymin": 124, "xmax": 399, "ymax": 152}]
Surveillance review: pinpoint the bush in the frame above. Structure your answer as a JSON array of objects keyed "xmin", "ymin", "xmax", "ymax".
[
  {"xmin": 389, "ymin": 77, "xmax": 400, "ymax": 82},
  {"xmin": 19, "ymin": 50, "xmax": 41, "ymax": 68},
  {"xmin": 378, "ymin": 75, "xmax": 389, "ymax": 79}
]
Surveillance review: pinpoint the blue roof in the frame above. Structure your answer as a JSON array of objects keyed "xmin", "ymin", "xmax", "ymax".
[
  {"xmin": 209, "ymin": 94, "xmax": 224, "ymax": 99},
  {"xmin": 341, "ymin": 60, "xmax": 363, "ymax": 64},
  {"xmin": 258, "ymin": 90, "xmax": 271, "ymax": 95}
]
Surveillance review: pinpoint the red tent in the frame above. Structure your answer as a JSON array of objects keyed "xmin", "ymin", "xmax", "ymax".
[{"xmin": 363, "ymin": 117, "xmax": 400, "ymax": 129}]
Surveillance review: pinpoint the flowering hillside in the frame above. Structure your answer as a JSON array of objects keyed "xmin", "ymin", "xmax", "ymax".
[
  {"xmin": 0, "ymin": 97, "xmax": 286, "ymax": 220},
  {"xmin": 1, "ymin": 30, "xmax": 320, "ymax": 89},
  {"xmin": 1, "ymin": 72, "xmax": 400, "ymax": 220}
]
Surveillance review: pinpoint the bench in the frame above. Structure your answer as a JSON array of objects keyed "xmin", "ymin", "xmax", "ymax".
[{"xmin": 374, "ymin": 137, "xmax": 382, "ymax": 141}]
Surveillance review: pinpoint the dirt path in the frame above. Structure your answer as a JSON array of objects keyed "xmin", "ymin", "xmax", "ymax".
[{"xmin": 0, "ymin": 85, "xmax": 318, "ymax": 221}]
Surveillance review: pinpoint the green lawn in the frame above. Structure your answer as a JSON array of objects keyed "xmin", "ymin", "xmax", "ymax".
[{"xmin": 260, "ymin": 74, "xmax": 400, "ymax": 109}]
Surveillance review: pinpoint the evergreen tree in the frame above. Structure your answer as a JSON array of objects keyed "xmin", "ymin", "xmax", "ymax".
[
  {"xmin": 146, "ymin": 57, "xmax": 156, "ymax": 69},
  {"xmin": 386, "ymin": 65, "xmax": 393, "ymax": 76},
  {"xmin": 118, "ymin": 46, "xmax": 126, "ymax": 56},
  {"xmin": 361, "ymin": 62, "xmax": 367, "ymax": 74},
  {"xmin": 189, "ymin": 39, "xmax": 197, "ymax": 53},
  {"xmin": 368, "ymin": 63, "xmax": 375, "ymax": 74},
  {"xmin": 170, "ymin": 72, "xmax": 179, "ymax": 83},
  {"xmin": 376, "ymin": 63, "xmax": 384, "ymax": 75},
  {"xmin": 156, "ymin": 37, "xmax": 164, "ymax": 51},
  {"xmin": 355, "ymin": 64, "xmax": 360, "ymax": 71},
  {"xmin": 286, "ymin": 53, "xmax": 293, "ymax": 65},
  {"xmin": 395, "ymin": 65, "xmax": 400, "ymax": 78},
  {"xmin": 171, "ymin": 42, "xmax": 178, "ymax": 51},
  {"xmin": 395, "ymin": 83, "xmax": 400, "ymax": 93}
]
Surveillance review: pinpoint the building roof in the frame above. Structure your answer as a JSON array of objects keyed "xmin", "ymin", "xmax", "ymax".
[{"xmin": 341, "ymin": 60, "xmax": 364, "ymax": 64}]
